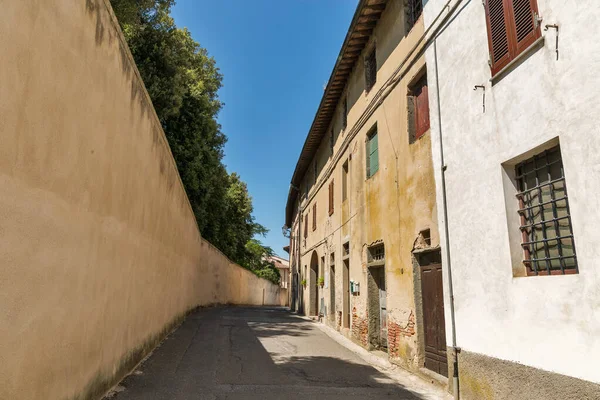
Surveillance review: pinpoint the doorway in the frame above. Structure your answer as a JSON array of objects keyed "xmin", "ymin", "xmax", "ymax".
[
  {"xmin": 368, "ymin": 266, "xmax": 387, "ymax": 349},
  {"xmin": 310, "ymin": 251, "xmax": 319, "ymax": 316},
  {"xmin": 419, "ymin": 250, "xmax": 448, "ymax": 377},
  {"xmin": 329, "ymin": 253, "xmax": 336, "ymax": 322},
  {"xmin": 342, "ymin": 258, "xmax": 350, "ymax": 328}
]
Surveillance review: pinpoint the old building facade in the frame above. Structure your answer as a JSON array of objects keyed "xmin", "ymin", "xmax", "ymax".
[
  {"xmin": 285, "ymin": 0, "xmax": 450, "ymax": 380},
  {"xmin": 422, "ymin": 0, "xmax": 600, "ymax": 398}
]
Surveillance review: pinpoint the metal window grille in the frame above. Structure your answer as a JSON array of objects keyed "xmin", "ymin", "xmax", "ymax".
[
  {"xmin": 365, "ymin": 49, "xmax": 377, "ymax": 92},
  {"xmin": 516, "ymin": 146, "xmax": 578, "ymax": 275},
  {"xmin": 368, "ymin": 243, "xmax": 385, "ymax": 263},
  {"xmin": 406, "ymin": 0, "xmax": 423, "ymax": 33}
]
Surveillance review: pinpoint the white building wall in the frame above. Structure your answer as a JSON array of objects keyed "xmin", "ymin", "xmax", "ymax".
[{"xmin": 423, "ymin": 0, "xmax": 600, "ymax": 384}]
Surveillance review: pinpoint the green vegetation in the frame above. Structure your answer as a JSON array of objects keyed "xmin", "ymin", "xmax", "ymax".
[
  {"xmin": 110, "ymin": 0, "xmax": 278, "ymax": 284},
  {"xmin": 318, "ymin": 277, "xmax": 325, "ymax": 287}
]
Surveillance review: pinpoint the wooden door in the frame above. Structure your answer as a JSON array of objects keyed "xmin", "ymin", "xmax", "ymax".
[{"xmin": 420, "ymin": 252, "xmax": 448, "ymax": 377}]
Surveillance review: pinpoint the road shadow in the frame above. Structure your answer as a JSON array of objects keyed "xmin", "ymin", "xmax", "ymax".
[{"xmin": 109, "ymin": 306, "xmax": 428, "ymax": 400}]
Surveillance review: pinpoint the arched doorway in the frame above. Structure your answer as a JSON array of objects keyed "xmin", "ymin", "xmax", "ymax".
[{"xmin": 310, "ymin": 250, "xmax": 319, "ymax": 316}]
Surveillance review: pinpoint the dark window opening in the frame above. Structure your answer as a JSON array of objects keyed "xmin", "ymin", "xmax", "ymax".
[
  {"xmin": 516, "ymin": 145, "xmax": 578, "ymax": 276},
  {"xmin": 312, "ymin": 203, "xmax": 317, "ymax": 231},
  {"xmin": 304, "ymin": 214, "xmax": 308, "ymax": 239},
  {"xmin": 365, "ymin": 48, "xmax": 377, "ymax": 93},
  {"xmin": 343, "ymin": 242, "xmax": 350, "ymax": 257},
  {"xmin": 405, "ymin": 0, "xmax": 423, "ymax": 33},
  {"xmin": 328, "ymin": 180, "xmax": 335, "ymax": 216},
  {"xmin": 342, "ymin": 97, "xmax": 348, "ymax": 131},
  {"xmin": 421, "ymin": 229, "xmax": 431, "ymax": 246},
  {"xmin": 342, "ymin": 161, "xmax": 349, "ymax": 202}
]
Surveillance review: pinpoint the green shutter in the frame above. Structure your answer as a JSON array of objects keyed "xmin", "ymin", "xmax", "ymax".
[{"xmin": 368, "ymin": 132, "xmax": 379, "ymax": 177}]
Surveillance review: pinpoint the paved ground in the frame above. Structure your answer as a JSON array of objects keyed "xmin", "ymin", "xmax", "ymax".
[{"xmin": 109, "ymin": 307, "xmax": 447, "ymax": 400}]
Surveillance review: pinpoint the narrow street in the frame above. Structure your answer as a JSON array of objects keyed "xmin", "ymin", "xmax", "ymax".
[{"xmin": 109, "ymin": 307, "xmax": 447, "ymax": 400}]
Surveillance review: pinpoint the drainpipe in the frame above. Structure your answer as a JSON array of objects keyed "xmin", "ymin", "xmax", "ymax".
[{"xmin": 433, "ymin": 39, "xmax": 460, "ymax": 399}]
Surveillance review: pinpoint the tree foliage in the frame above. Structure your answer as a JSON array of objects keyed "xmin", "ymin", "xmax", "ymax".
[{"xmin": 111, "ymin": 0, "xmax": 274, "ymax": 278}]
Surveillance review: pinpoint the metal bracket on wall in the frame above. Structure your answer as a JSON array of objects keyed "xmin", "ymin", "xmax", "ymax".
[
  {"xmin": 544, "ymin": 24, "xmax": 559, "ymax": 60},
  {"xmin": 473, "ymin": 85, "xmax": 486, "ymax": 113}
]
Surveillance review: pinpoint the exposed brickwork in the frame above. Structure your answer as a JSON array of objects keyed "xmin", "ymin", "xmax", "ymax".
[
  {"xmin": 388, "ymin": 311, "xmax": 416, "ymax": 358},
  {"xmin": 351, "ymin": 307, "xmax": 369, "ymax": 347}
]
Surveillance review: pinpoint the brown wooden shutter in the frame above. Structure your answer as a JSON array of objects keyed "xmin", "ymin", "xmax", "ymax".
[
  {"xmin": 312, "ymin": 203, "xmax": 317, "ymax": 231},
  {"xmin": 304, "ymin": 214, "xmax": 308, "ymax": 238},
  {"xmin": 485, "ymin": 0, "xmax": 541, "ymax": 77},
  {"xmin": 509, "ymin": 0, "xmax": 541, "ymax": 55},
  {"xmin": 329, "ymin": 180, "xmax": 334, "ymax": 216},
  {"xmin": 415, "ymin": 77, "xmax": 430, "ymax": 139},
  {"xmin": 485, "ymin": 0, "xmax": 512, "ymax": 75}
]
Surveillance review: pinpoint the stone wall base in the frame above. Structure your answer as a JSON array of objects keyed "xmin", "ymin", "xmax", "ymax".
[{"xmin": 457, "ymin": 350, "xmax": 600, "ymax": 400}]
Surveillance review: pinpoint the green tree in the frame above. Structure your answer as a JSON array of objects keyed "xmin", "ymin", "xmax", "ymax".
[
  {"xmin": 111, "ymin": 0, "xmax": 271, "ymax": 274},
  {"xmin": 242, "ymin": 239, "xmax": 280, "ymax": 285}
]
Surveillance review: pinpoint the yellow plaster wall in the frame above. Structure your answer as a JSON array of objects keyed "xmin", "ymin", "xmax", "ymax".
[
  {"xmin": 292, "ymin": 2, "xmax": 440, "ymax": 372},
  {"xmin": 0, "ymin": 2, "xmax": 284, "ymax": 399}
]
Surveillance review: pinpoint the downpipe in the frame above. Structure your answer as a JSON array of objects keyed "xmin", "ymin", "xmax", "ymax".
[{"xmin": 433, "ymin": 39, "xmax": 460, "ymax": 399}]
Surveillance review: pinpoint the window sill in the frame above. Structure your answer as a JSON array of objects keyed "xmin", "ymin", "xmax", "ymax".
[{"xmin": 490, "ymin": 36, "xmax": 545, "ymax": 85}]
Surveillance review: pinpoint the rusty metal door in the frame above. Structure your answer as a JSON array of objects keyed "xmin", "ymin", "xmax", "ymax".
[{"xmin": 420, "ymin": 252, "xmax": 448, "ymax": 377}]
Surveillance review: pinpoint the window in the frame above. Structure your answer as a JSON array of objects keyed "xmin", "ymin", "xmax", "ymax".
[
  {"xmin": 408, "ymin": 75, "xmax": 430, "ymax": 143},
  {"xmin": 485, "ymin": 0, "xmax": 541, "ymax": 77},
  {"xmin": 515, "ymin": 146, "xmax": 578, "ymax": 275},
  {"xmin": 365, "ymin": 48, "xmax": 377, "ymax": 93},
  {"xmin": 342, "ymin": 161, "xmax": 349, "ymax": 202},
  {"xmin": 342, "ymin": 97, "xmax": 348, "ymax": 131},
  {"xmin": 366, "ymin": 126, "xmax": 379, "ymax": 178},
  {"xmin": 328, "ymin": 180, "xmax": 335, "ymax": 216},
  {"xmin": 343, "ymin": 242, "xmax": 350, "ymax": 257},
  {"xmin": 367, "ymin": 243, "xmax": 385, "ymax": 264},
  {"xmin": 312, "ymin": 203, "xmax": 317, "ymax": 231},
  {"xmin": 304, "ymin": 214, "xmax": 308, "ymax": 239},
  {"xmin": 421, "ymin": 229, "xmax": 431, "ymax": 246},
  {"xmin": 330, "ymin": 129, "xmax": 334, "ymax": 155},
  {"xmin": 405, "ymin": 0, "xmax": 423, "ymax": 33}
]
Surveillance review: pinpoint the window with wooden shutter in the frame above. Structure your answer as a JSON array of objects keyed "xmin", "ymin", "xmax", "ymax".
[
  {"xmin": 312, "ymin": 203, "xmax": 317, "ymax": 231},
  {"xmin": 366, "ymin": 127, "xmax": 379, "ymax": 178},
  {"xmin": 304, "ymin": 214, "xmax": 308, "ymax": 238},
  {"xmin": 409, "ymin": 75, "xmax": 430, "ymax": 142},
  {"xmin": 342, "ymin": 161, "xmax": 349, "ymax": 202},
  {"xmin": 329, "ymin": 180, "xmax": 334, "ymax": 216},
  {"xmin": 485, "ymin": 0, "xmax": 541, "ymax": 77}
]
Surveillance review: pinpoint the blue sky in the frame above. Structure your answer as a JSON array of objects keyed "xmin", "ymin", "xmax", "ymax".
[{"xmin": 172, "ymin": 1, "xmax": 358, "ymax": 257}]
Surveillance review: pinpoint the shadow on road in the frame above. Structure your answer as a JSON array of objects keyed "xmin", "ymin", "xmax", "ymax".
[{"xmin": 110, "ymin": 306, "xmax": 427, "ymax": 400}]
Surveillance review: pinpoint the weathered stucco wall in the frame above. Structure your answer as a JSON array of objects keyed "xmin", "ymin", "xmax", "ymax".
[
  {"xmin": 423, "ymin": 0, "xmax": 600, "ymax": 394},
  {"xmin": 291, "ymin": 0, "xmax": 441, "ymax": 377},
  {"xmin": 0, "ymin": 1, "xmax": 284, "ymax": 400}
]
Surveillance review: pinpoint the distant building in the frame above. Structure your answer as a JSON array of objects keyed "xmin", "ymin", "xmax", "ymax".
[{"xmin": 267, "ymin": 255, "xmax": 289, "ymax": 289}]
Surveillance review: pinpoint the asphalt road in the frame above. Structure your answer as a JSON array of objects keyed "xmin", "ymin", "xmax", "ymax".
[{"xmin": 110, "ymin": 307, "xmax": 433, "ymax": 400}]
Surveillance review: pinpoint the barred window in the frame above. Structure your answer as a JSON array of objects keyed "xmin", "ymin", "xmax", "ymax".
[
  {"xmin": 405, "ymin": 0, "xmax": 423, "ymax": 33},
  {"xmin": 367, "ymin": 243, "xmax": 385, "ymax": 264},
  {"xmin": 365, "ymin": 48, "xmax": 377, "ymax": 93},
  {"xmin": 516, "ymin": 146, "xmax": 578, "ymax": 275}
]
